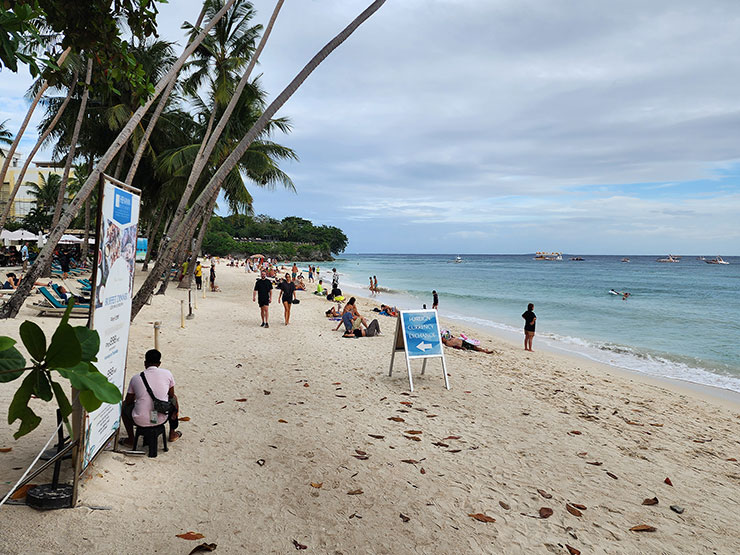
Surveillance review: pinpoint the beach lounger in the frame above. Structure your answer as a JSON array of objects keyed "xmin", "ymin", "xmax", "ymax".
[{"xmin": 32, "ymin": 287, "xmax": 90, "ymax": 317}]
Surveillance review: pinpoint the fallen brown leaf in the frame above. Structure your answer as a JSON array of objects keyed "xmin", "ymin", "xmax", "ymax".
[
  {"xmin": 353, "ymin": 455, "xmax": 369, "ymax": 460},
  {"xmin": 263, "ymin": 390, "xmax": 271, "ymax": 395},
  {"xmin": 332, "ymin": 382, "xmax": 341, "ymax": 385},
  {"xmin": 586, "ymin": 461, "xmax": 602, "ymax": 466},
  {"xmin": 399, "ymin": 513, "xmax": 411, "ymax": 522},
  {"xmin": 649, "ymin": 423, "xmax": 663, "ymax": 427},
  {"xmin": 355, "ymin": 449, "xmax": 367, "ymax": 456},
  {"xmin": 625, "ymin": 420, "xmax": 643, "ymax": 426},
  {"xmin": 432, "ymin": 441, "xmax": 449, "ymax": 448},
  {"xmin": 664, "ymin": 477, "xmax": 673, "ymax": 486},
  {"xmin": 642, "ymin": 497, "xmax": 659, "ymax": 506},
  {"xmin": 0, "ymin": 447, "xmax": 12, "ymax": 453},
  {"xmin": 727, "ymin": 458, "xmax": 738, "ymax": 462},
  {"xmin": 443, "ymin": 435, "xmax": 461, "ymax": 440},
  {"xmin": 347, "ymin": 489, "xmax": 364, "ymax": 495},
  {"xmin": 577, "ymin": 452, "xmax": 588, "ymax": 457},
  {"xmin": 400, "ymin": 401, "xmax": 413, "ymax": 406},
  {"xmin": 630, "ymin": 524, "xmax": 657, "ymax": 532},
  {"xmin": 188, "ymin": 543, "xmax": 217, "ymax": 554},
  {"xmin": 368, "ymin": 434, "xmax": 385, "ymax": 439},
  {"xmin": 447, "ymin": 449, "xmax": 461, "ymax": 453},
  {"xmin": 606, "ymin": 472, "xmax": 618, "ymax": 480},
  {"xmin": 310, "ymin": 482, "xmax": 323, "ymax": 489},
  {"xmin": 569, "ymin": 430, "xmax": 582, "ymax": 435},
  {"xmin": 303, "ymin": 383, "xmax": 309, "ymax": 388},
  {"xmin": 401, "ymin": 459, "xmax": 419, "ymax": 464},
  {"xmin": 176, "ymin": 532, "xmax": 205, "ymax": 540},
  {"xmin": 10, "ymin": 484, "xmax": 36, "ymax": 499},
  {"xmin": 566, "ymin": 504, "xmax": 583, "ymax": 517},
  {"xmin": 499, "ymin": 501, "xmax": 511, "ymax": 510},
  {"xmin": 388, "ymin": 417, "xmax": 405, "ymax": 422},
  {"xmin": 278, "ymin": 419, "xmax": 287, "ymax": 423},
  {"xmin": 420, "ymin": 467, "xmax": 426, "ymax": 474},
  {"xmin": 404, "ymin": 430, "xmax": 422, "ymax": 435},
  {"xmin": 571, "ymin": 503, "xmax": 587, "ymax": 510},
  {"xmin": 404, "ymin": 435, "xmax": 422, "ymax": 442},
  {"xmin": 234, "ymin": 398, "xmax": 247, "ymax": 402},
  {"xmin": 426, "ymin": 414, "xmax": 438, "ymax": 418},
  {"xmin": 292, "ymin": 539, "xmax": 308, "ymax": 550},
  {"xmin": 468, "ymin": 513, "xmax": 496, "ymax": 523},
  {"xmin": 178, "ymin": 416, "xmax": 191, "ymax": 422},
  {"xmin": 539, "ymin": 507, "xmax": 553, "ymax": 519},
  {"xmin": 537, "ymin": 489, "xmax": 552, "ymax": 499},
  {"xmin": 565, "ymin": 545, "xmax": 581, "ymax": 555},
  {"xmin": 215, "ymin": 401, "xmax": 224, "ymax": 404}
]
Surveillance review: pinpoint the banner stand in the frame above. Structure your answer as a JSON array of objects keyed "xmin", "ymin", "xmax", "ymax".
[
  {"xmin": 388, "ymin": 310, "xmax": 449, "ymax": 392},
  {"xmin": 71, "ymin": 174, "xmax": 141, "ymax": 506}
]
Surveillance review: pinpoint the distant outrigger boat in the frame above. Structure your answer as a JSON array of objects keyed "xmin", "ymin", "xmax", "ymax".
[
  {"xmin": 621, "ymin": 258, "xmax": 630, "ymax": 263},
  {"xmin": 657, "ymin": 255, "xmax": 680, "ymax": 263},
  {"xmin": 705, "ymin": 256, "xmax": 729, "ymax": 265},
  {"xmin": 533, "ymin": 252, "xmax": 562, "ymax": 261},
  {"xmin": 569, "ymin": 256, "xmax": 584, "ymax": 261},
  {"xmin": 454, "ymin": 256, "xmax": 463, "ymax": 263}
]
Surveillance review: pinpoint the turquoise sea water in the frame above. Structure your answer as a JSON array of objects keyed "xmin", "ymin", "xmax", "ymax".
[{"xmin": 319, "ymin": 254, "xmax": 740, "ymax": 393}]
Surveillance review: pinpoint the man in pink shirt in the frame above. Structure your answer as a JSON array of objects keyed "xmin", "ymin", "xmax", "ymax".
[{"xmin": 120, "ymin": 349, "xmax": 181, "ymax": 447}]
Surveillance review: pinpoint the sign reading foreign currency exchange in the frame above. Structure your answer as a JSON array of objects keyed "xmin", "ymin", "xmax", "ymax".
[{"xmin": 389, "ymin": 309, "xmax": 449, "ymax": 392}]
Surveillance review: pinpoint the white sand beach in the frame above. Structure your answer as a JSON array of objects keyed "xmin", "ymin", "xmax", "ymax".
[{"xmin": 2, "ymin": 264, "xmax": 740, "ymax": 554}]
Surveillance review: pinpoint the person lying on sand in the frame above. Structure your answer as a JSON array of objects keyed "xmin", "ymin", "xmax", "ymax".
[
  {"xmin": 441, "ymin": 332, "xmax": 494, "ymax": 354},
  {"xmin": 120, "ymin": 349, "xmax": 181, "ymax": 447},
  {"xmin": 325, "ymin": 306, "xmax": 340, "ymax": 318},
  {"xmin": 343, "ymin": 318, "xmax": 381, "ymax": 338}
]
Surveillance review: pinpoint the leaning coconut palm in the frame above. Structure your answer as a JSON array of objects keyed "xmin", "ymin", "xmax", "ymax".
[
  {"xmin": 130, "ymin": 0, "xmax": 387, "ymax": 320},
  {"xmin": 0, "ymin": 0, "xmax": 240, "ymax": 318},
  {"xmin": 0, "ymin": 119, "xmax": 14, "ymax": 154}
]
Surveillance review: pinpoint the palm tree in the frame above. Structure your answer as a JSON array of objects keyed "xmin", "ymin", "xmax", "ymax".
[
  {"xmin": 0, "ymin": 119, "xmax": 13, "ymax": 155},
  {"xmin": 27, "ymin": 173, "xmax": 63, "ymax": 215}
]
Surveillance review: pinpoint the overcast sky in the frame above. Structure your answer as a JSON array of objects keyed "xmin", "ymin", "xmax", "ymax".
[{"xmin": 2, "ymin": 0, "xmax": 740, "ymax": 255}]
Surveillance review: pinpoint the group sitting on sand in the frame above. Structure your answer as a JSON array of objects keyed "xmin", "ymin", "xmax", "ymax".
[{"xmin": 332, "ymin": 296, "xmax": 381, "ymax": 338}]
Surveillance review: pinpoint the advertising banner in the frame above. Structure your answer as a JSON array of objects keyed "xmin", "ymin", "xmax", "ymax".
[{"xmin": 80, "ymin": 176, "xmax": 140, "ymax": 471}]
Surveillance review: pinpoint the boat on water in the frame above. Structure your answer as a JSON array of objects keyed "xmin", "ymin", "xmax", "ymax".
[
  {"xmin": 621, "ymin": 258, "xmax": 630, "ymax": 263},
  {"xmin": 569, "ymin": 257, "xmax": 584, "ymax": 261},
  {"xmin": 705, "ymin": 256, "xmax": 729, "ymax": 265},
  {"xmin": 454, "ymin": 256, "xmax": 463, "ymax": 263},
  {"xmin": 533, "ymin": 252, "xmax": 563, "ymax": 261},
  {"xmin": 657, "ymin": 255, "xmax": 680, "ymax": 263}
]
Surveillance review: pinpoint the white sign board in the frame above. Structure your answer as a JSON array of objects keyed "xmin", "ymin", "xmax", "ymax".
[
  {"xmin": 388, "ymin": 310, "xmax": 449, "ymax": 392},
  {"xmin": 81, "ymin": 176, "xmax": 140, "ymax": 470}
]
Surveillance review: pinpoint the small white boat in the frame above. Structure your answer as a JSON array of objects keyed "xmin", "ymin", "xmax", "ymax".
[
  {"xmin": 454, "ymin": 256, "xmax": 462, "ymax": 263},
  {"xmin": 705, "ymin": 256, "xmax": 729, "ymax": 265},
  {"xmin": 657, "ymin": 255, "xmax": 680, "ymax": 263},
  {"xmin": 533, "ymin": 252, "xmax": 562, "ymax": 261},
  {"xmin": 621, "ymin": 258, "xmax": 630, "ymax": 263}
]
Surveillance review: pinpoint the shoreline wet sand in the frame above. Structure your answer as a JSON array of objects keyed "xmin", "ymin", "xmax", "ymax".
[{"xmin": 1, "ymin": 264, "xmax": 739, "ymax": 553}]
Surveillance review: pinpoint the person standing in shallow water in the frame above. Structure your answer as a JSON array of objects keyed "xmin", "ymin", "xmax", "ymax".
[
  {"xmin": 522, "ymin": 303, "xmax": 536, "ymax": 351},
  {"xmin": 432, "ymin": 290, "xmax": 439, "ymax": 310}
]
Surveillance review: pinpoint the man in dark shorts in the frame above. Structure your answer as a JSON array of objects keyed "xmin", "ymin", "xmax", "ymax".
[
  {"xmin": 522, "ymin": 303, "xmax": 536, "ymax": 351},
  {"xmin": 253, "ymin": 270, "xmax": 273, "ymax": 328},
  {"xmin": 432, "ymin": 290, "xmax": 439, "ymax": 310}
]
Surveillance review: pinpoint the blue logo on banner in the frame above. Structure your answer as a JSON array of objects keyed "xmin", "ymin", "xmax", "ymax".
[
  {"xmin": 402, "ymin": 311, "xmax": 442, "ymax": 358},
  {"xmin": 113, "ymin": 188, "xmax": 132, "ymax": 225}
]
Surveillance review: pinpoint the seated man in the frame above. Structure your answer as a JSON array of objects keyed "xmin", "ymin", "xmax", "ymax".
[
  {"xmin": 314, "ymin": 279, "xmax": 326, "ymax": 296},
  {"xmin": 120, "ymin": 349, "xmax": 181, "ymax": 447}
]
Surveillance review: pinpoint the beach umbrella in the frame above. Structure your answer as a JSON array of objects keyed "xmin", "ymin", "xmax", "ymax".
[
  {"xmin": 249, "ymin": 254, "xmax": 265, "ymax": 258},
  {"xmin": 58, "ymin": 234, "xmax": 84, "ymax": 244}
]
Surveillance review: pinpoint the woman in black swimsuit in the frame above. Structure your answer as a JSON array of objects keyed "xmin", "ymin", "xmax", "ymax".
[{"xmin": 278, "ymin": 273, "xmax": 297, "ymax": 325}]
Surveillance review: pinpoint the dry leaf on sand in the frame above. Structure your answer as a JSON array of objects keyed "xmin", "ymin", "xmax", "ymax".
[
  {"xmin": 664, "ymin": 477, "xmax": 673, "ymax": 486},
  {"xmin": 399, "ymin": 513, "xmax": 411, "ymax": 522},
  {"xmin": 368, "ymin": 434, "xmax": 385, "ymax": 439},
  {"xmin": 642, "ymin": 497, "xmax": 659, "ymax": 506},
  {"xmin": 537, "ymin": 489, "xmax": 552, "ymax": 499},
  {"xmin": 539, "ymin": 507, "xmax": 554, "ymax": 519},
  {"xmin": 401, "ymin": 459, "xmax": 419, "ymax": 464},
  {"xmin": 178, "ymin": 417, "xmax": 191, "ymax": 422},
  {"xmin": 565, "ymin": 545, "xmax": 581, "ymax": 555},
  {"xmin": 176, "ymin": 532, "xmax": 205, "ymax": 540},
  {"xmin": 347, "ymin": 489, "xmax": 364, "ymax": 495},
  {"xmin": 499, "ymin": 501, "xmax": 511, "ymax": 510},
  {"xmin": 0, "ymin": 447, "xmax": 12, "ymax": 453},
  {"xmin": 566, "ymin": 504, "xmax": 583, "ymax": 517},
  {"xmin": 571, "ymin": 503, "xmax": 587, "ymax": 510},
  {"xmin": 292, "ymin": 539, "xmax": 308, "ymax": 550},
  {"xmin": 404, "ymin": 430, "xmax": 422, "ymax": 435},
  {"xmin": 468, "ymin": 513, "xmax": 496, "ymax": 523},
  {"xmin": 405, "ymin": 435, "xmax": 422, "ymax": 442},
  {"xmin": 278, "ymin": 419, "xmax": 287, "ymax": 423},
  {"xmin": 310, "ymin": 482, "xmax": 323, "ymax": 489},
  {"xmin": 630, "ymin": 524, "xmax": 657, "ymax": 532},
  {"xmin": 388, "ymin": 417, "xmax": 405, "ymax": 422},
  {"xmin": 234, "ymin": 398, "xmax": 247, "ymax": 402},
  {"xmin": 606, "ymin": 472, "xmax": 618, "ymax": 480}
]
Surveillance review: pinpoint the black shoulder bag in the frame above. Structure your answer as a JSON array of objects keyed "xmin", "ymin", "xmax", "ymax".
[{"xmin": 140, "ymin": 372, "xmax": 173, "ymax": 414}]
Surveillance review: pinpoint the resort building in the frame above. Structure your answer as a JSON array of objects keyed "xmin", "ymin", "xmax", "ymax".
[{"xmin": 0, "ymin": 151, "xmax": 71, "ymax": 220}]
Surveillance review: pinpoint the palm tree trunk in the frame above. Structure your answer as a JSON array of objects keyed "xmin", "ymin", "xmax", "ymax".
[
  {"xmin": 125, "ymin": 5, "xmax": 208, "ymax": 185},
  {"xmin": 130, "ymin": 0, "xmax": 387, "ymax": 322},
  {"xmin": 0, "ymin": 66, "xmax": 77, "ymax": 233},
  {"xmin": 143, "ymin": 211, "xmax": 170, "ymax": 272},
  {"xmin": 113, "ymin": 140, "xmax": 128, "ymax": 180},
  {"xmin": 51, "ymin": 57, "xmax": 93, "ymax": 231},
  {"xmin": 158, "ymin": 214, "xmax": 199, "ymax": 294},
  {"xmin": 0, "ymin": 47, "xmax": 72, "ymax": 194},
  {"xmin": 180, "ymin": 189, "xmax": 219, "ymax": 289},
  {"xmin": 162, "ymin": 0, "xmax": 284, "ymax": 247},
  {"xmin": 0, "ymin": 1, "xmax": 238, "ymax": 319},
  {"xmin": 81, "ymin": 197, "xmax": 91, "ymax": 259}
]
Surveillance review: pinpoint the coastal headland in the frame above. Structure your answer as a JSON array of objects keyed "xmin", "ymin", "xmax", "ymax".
[{"xmin": 1, "ymin": 264, "xmax": 739, "ymax": 553}]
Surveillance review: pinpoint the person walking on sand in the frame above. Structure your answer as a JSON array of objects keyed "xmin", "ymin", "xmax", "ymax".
[
  {"xmin": 369, "ymin": 276, "xmax": 375, "ymax": 295},
  {"xmin": 21, "ymin": 242, "xmax": 29, "ymax": 272},
  {"xmin": 253, "ymin": 270, "xmax": 273, "ymax": 328},
  {"xmin": 432, "ymin": 290, "xmax": 439, "ymax": 310},
  {"xmin": 278, "ymin": 273, "xmax": 297, "ymax": 325},
  {"xmin": 522, "ymin": 303, "xmax": 536, "ymax": 351},
  {"xmin": 210, "ymin": 263, "xmax": 216, "ymax": 291}
]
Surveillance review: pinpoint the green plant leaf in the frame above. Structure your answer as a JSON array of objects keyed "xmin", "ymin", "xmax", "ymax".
[
  {"xmin": 73, "ymin": 326, "xmax": 100, "ymax": 362},
  {"xmin": 79, "ymin": 389, "xmax": 104, "ymax": 412},
  {"xmin": 0, "ymin": 336, "xmax": 16, "ymax": 352},
  {"xmin": 57, "ymin": 363, "xmax": 121, "ymax": 405},
  {"xmin": 32, "ymin": 368, "xmax": 53, "ymax": 401},
  {"xmin": 46, "ymin": 323, "xmax": 82, "ymax": 369},
  {"xmin": 60, "ymin": 298, "xmax": 74, "ymax": 326},
  {"xmin": 50, "ymin": 380, "xmax": 73, "ymax": 419},
  {"xmin": 19, "ymin": 321, "xmax": 46, "ymax": 362},
  {"xmin": 8, "ymin": 372, "xmax": 42, "ymax": 439},
  {"xmin": 0, "ymin": 346, "xmax": 26, "ymax": 383}
]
